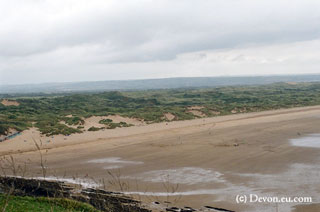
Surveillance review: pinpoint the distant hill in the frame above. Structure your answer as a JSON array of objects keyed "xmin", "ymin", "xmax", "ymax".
[{"xmin": 1, "ymin": 74, "xmax": 320, "ymax": 94}]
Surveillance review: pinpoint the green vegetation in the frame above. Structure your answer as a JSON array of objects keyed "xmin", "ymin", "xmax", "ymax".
[
  {"xmin": 2, "ymin": 82, "xmax": 320, "ymax": 136},
  {"xmin": 0, "ymin": 125, "xmax": 8, "ymax": 135},
  {"xmin": 99, "ymin": 119, "xmax": 134, "ymax": 129},
  {"xmin": 61, "ymin": 116, "xmax": 84, "ymax": 126},
  {"xmin": 35, "ymin": 122, "xmax": 81, "ymax": 136},
  {"xmin": 0, "ymin": 194, "xmax": 99, "ymax": 212},
  {"xmin": 105, "ymin": 122, "xmax": 134, "ymax": 129},
  {"xmin": 99, "ymin": 119, "xmax": 113, "ymax": 124},
  {"xmin": 88, "ymin": 126, "xmax": 102, "ymax": 131}
]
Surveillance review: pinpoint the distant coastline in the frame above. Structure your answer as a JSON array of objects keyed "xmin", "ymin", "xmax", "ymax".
[{"xmin": 2, "ymin": 74, "xmax": 320, "ymax": 94}]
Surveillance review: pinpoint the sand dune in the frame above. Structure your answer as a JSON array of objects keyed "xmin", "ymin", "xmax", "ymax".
[{"xmin": 1, "ymin": 106, "xmax": 320, "ymax": 211}]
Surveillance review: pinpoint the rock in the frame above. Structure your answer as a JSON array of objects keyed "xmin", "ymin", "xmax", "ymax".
[
  {"xmin": 204, "ymin": 205, "xmax": 235, "ymax": 212},
  {"xmin": 166, "ymin": 206, "xmax": 197, "ymax": 212},
  {"xmin": 166, "ymin": 207, "xmax": 180, "ymax": 212},
  {"xmin": 0, "ymin": 176, "xmax": 236, "ymax": 212},
  {"xmin": 0, "ymin": 176, "xmax": 151, "ymax": 212},
  {"xmin": 183, "ymin": 207, "xmax": 196, "ymax": 211}
]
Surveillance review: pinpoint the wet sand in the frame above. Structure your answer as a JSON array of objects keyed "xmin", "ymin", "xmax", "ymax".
[{"xmin": 1, "ymin": 106, "xmax": 320, "ymax": 211}]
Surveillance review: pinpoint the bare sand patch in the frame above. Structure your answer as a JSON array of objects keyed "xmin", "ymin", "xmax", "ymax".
[
  {"xmin": 83, "ymin": 116, "xmax": 106, "ymax": 130},
  {"xmin": 1, "ymin": 99, "xmax": 20, "ymax": 106},
  {"xmin": 105, "ymin": 115, "xmax": 145, "ymax": 126},
  {"xmin": 188, "ymin": 109, "xmax": 206, "ymax": 117},
  {"xmin": 210, "ymin": 110, "xmax": 221, "ymax": 115},
  {"xmin": 164, "ymin": 113, "xmax": 175, "ymax": 121},
  {"xmin": 187, "ymin": 106, "xmax": 206, "ymax": 117}
]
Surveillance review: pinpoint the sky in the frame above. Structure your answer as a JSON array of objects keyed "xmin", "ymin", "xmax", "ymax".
[{"xmin": 0, "ymin": 0, "xmax": 320, "ymax": 85}]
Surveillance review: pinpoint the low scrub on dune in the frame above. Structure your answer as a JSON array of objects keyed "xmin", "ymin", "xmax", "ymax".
[{"xmin": 2, "ymin": 82, "xmax": 320, "ymax": 136}]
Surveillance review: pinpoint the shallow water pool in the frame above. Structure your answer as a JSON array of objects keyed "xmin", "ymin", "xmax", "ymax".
[{"xmin": 290, "ymin": 134, "xmax": 320, "ymax": 148}]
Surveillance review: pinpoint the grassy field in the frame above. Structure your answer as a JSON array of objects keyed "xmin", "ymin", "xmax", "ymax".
[
  {"xmin": 2, "ymin": 82, "xmax": 320, "ymax": 136},
  {"xmin": 0, "ymin": 194, "xmax": 99, "ymax": 212}
]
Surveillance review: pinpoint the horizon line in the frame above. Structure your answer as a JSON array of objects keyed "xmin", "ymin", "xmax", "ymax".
[{"xmin": 2, "ymin": 73, "xmax": 320, "ymax": 87}]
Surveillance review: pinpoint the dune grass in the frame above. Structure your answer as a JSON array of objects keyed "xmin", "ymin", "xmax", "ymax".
[
  {"xmin": 0, "ymin": 194, "xmax": 100, "ymax": 212},
  {"xmin": 2, "ymin": 82, "xmax": 320, "ymax": 136}
]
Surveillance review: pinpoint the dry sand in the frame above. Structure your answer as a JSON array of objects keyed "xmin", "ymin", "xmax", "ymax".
[
  {"xmin": 187, "ymin": 106, "xmax": 206, "ymax": 117},
  {"xmin": 82, "ymin": 115, "xmax": 145, "ymax": 130},
  {"xmin": 1, "ymin": 106, "xmax": 320, "ymax": 212},
  {"xmin": 1, "ymin": 99, "xmax": 19, "ymax": 106},
  {"xmin": 164, "ymin": 113, "xmax": 175, "ymax": 121}
]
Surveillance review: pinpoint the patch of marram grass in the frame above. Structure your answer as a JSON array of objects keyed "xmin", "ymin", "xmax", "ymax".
[
  {"xmin": 99, "ymin": 119, "xmax": 134, "ymax": 129},
  {"xmin": 0, "ymin": 194, "xmax": 100, "ymax": 212}
]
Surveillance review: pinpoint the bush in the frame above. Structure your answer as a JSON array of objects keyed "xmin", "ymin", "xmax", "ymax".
[
  {"xmin": 99, "ymin": 119, "xmax": 113, "ymax": 124},
  {"xmin": 88, "ymin": 126, "xmax": 102, "ymax": 131}
]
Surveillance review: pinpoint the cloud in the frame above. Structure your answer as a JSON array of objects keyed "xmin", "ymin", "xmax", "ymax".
[{"xmin": 0, "ymin": 0, "xmax": 320, "ymax": 84}]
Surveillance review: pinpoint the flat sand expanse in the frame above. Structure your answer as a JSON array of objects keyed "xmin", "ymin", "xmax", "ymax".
[{"xmin": 1, "ymin": 106, "xmax": 320, "ymax": 212}]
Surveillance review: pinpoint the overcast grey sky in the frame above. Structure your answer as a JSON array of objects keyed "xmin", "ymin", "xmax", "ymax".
[{"xmin": 1, "ymin": 0, "xmax": 320, "ymax": 85}]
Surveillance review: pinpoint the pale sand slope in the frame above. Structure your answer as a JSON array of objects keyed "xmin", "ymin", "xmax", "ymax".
[
  {"xmin": 83, "ymin": 115, "xmax": 145, "ymax": 130},
  {"xmin": 1, "ymin": 106, "xmax": 320, "ymax": 212}
]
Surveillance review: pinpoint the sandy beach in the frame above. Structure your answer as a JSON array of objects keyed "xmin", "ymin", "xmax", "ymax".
[{"xmin": 1, "ymin": 106, "xmax": 320, "ymax": 212}]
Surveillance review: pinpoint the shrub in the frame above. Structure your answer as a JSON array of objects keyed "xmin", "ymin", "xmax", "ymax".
[{"xmin": 88, "ymin": 126, "xmax": 102, "ymax": 131}]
